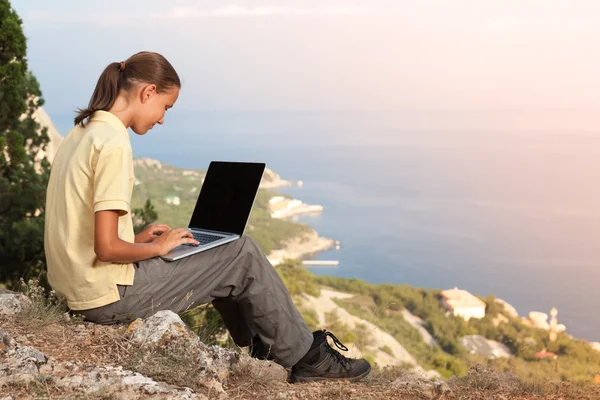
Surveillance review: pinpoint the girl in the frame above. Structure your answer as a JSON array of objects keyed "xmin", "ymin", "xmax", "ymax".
[{"xmin": 44, "ymin": 51, "xmax": 370, "ymax": 383}]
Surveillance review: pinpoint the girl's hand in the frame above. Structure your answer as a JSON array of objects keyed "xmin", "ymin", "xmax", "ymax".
[
  {"xmin": 135, "ymin": 224, "xmax": 170, "ymax": 244},
  {"xmin": 152, "ymin": 228, "xmax": 200, "ymax": 256}
]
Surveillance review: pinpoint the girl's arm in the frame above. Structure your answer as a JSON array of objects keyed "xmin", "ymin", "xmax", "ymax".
[{"xmin": 94, "ymin": 210, "xmax": 199, "ymax": 263}]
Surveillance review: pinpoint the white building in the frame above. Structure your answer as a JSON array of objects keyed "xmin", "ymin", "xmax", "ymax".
[
  {"xmin": 165, "ymin": 195, "xmax": 181, "ymax": 206},
  {"xmin": 440, "ymin": 287, "xmax": 486, "ymax": 321}
]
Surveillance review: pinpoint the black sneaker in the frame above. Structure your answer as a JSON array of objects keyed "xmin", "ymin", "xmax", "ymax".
[
  {"xmin": 290, "ymin": 330, "xmax": 371, "ymax": 383},
  {"xmin": 249, "ymin": 334, "xmax": 274, "ymax": 361}
]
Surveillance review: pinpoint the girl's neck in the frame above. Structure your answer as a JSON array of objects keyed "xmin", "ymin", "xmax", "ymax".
[{"xmin": 108, "ymin": 94, "xmax": 135, "ymax": 129}]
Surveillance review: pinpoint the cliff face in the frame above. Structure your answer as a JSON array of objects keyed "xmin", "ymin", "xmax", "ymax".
[{"xmin": 32, "ymin": 106, "xmax": 63, "ymax": 164}]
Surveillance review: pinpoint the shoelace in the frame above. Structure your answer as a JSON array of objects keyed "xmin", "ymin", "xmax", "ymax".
[{"xmin": 322, "ymin": 330, "xmax": 352, "ymax": 370}]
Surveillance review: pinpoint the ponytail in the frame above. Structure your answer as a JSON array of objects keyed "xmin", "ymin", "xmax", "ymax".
[
  {"xmin": 74, "ymin": 52, "xmax": 180, "ymax": 126},
  {"xmin": 74, "ymin": 62, "xmax": 122, "ymax": 126}
]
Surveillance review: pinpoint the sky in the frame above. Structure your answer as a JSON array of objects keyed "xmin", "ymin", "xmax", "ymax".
[{"xmin": 10, "ymin": 0, "xmax": 600, "ymax": 129}]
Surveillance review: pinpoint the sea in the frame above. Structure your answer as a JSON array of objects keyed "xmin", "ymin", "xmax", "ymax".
[{"xmin": 50, "ymin": 110, "xmax": 600, "ymax": 342}]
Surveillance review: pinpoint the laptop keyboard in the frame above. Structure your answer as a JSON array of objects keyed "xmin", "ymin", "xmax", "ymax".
[{"xmin": 190, "ymin": 232, "xmax": 224, "ymax": 245}]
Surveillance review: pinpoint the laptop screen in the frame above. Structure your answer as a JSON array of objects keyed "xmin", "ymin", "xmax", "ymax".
[{"xmin": 188, "ymin": 161, "xmax": 266, "ymax": 236}]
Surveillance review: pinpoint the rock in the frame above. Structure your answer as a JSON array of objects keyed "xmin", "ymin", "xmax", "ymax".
[
  {"xmin": 423, "ymin": 369, "xmax": 442, "ymax": 380},
  {"xmin": 260, "ymin": 168, "xmax": 293, "ymax": 189},
  {"xmin": 14, "ymin": 345, "xmax": 47, "ymax": 366},
  {"xmin": 435, "ymin": 381, "xmax": 452, "ymax": 395},
  {"xmin": 492, "ymin": 313, "xmax": 509, "ymax": 327},
  {"xmin": 126, "ymin": 310, "xmax": 195, "ymax": 345},
  {"xmin": 0, "ymin": 332, "xmax": 209, "ymax": 399},
  {"xmin": 124, "ymin": 311, "xmax": 244, "ymax": 393},
  {"xmin": 528, "ymin": 311, "xmax": 550, "ymax": 330},
  {"xmin": 54, "ymin": 364, "xmax": 207, "ymax": 399},
  {"xmin": 39, "ymin": 363, "xmax": 53, "ymax": 374},
  {"xmin": 0, "ymin": 338, "xmax": 208, "ymax": 399},
  {"xmin": 591, "ymin": 342, "xmax": 600, "ymax": 352},
  {"xmin": 449, "ymin": 364, "xmax": 523, "ymax": 393},
  {"xmin": 390, "ymin": 373, "xmax": 449, "ymax": 399},
  {"xmin": 495, "ymin": 298, "xmax": 519, "ymax": 319},
  {"xmin": 0, "ymin": 292, "xmax": 32, "ymax": 315},
  {"xmin": 0, "ymin": 344, "xmax": 46, "ymax": 386},
  {"xmin": 233, "ymin": 354, "xmax": 288, "ymax": 383},
  {"xmin": 460, "ymin": 335, "xmax": 512, "ymax": 359},
  {"xmin": 205, "ymin": 344, "xmax": 239, "ymax": 382},
  {"xmin": 32, "ymin": 106, "xmax": 63, "ymax": 163},
  {"xmin": 15, "ymin": 335, "xmax": 28, "ymax": 343},
  {"xmin": 0, "ymin": 331, "xmax": 17, "ymax": 352}
]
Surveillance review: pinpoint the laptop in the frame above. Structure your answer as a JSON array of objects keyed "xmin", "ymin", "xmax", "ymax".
[{"xmin": 161, "ymin": 161, "xmax": 266, "ymax": 261}]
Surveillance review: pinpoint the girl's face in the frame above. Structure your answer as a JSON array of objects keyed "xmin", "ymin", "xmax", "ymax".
[{"xmin": 131, "ymin": 84, "xmax": 180, "ymax": 135}]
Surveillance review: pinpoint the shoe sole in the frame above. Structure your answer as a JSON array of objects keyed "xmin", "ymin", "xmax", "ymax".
[{"xmin": 290, "ymin": 365, "xmax": 372, "ymax": 383}]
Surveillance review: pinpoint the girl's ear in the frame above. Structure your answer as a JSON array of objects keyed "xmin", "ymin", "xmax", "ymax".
[{"xmin": 140, "ymin": 84, "xmax": 158, "ymax": 104}]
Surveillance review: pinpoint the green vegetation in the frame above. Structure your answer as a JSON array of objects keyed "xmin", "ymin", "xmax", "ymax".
[
  {"xmin": 316, "ymin": 275, "xmax": 600, "ymax": 383},
  {"xmin": 180, "ymin": 303, "xmax": 232, "ymax": 347},
  {"xmin": 132, "ymin": 198, "xmax": 158, "ymax": 234},
  {"xmin": 380, "ymin": 345, "xmax": 394, "ymax": 356},
  {"xmin": 0, "ymin": 0, "xmax": 49, "ymax": 288},
  {"xmin": 275, "ymin": 259, "xmax": 320, "ymax": 298},
  {"xmin": 298, "ymin": 307, "xmax": 319, "ymax": 331},
  {"xmin": 324, "ymin": 309, "xmax": 357, "ymax": 344}
]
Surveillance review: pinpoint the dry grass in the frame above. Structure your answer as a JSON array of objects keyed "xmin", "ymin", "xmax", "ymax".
[
  {"xmin": 13, "ymin": 278, "xmax": 83, "ymax": 329},
  {"xmin": 4, "ymin": 375, "xmax": 118, "ymax": 400},
  {"xmin": 449, "ymin": 364, "xmax": 600, "ymax": 399},
  {"xmin": 123, "ymin": 334, "xmax": 219, "ymax": 396},
  {"xmin": 362, "ymin": 364, "xmax": 413, "ymax": 384}
]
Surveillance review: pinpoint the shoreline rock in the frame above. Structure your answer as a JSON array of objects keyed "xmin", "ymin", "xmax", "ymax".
[
  {"xmin": 259, "ymin": 169, "xmax": 293, "ymax": 189},
  {"xmin": 268, "ymin": 195, "xmax": 324, "ymax": 219},
  {"xmin": 267, "ymin": 230, "xmax": 335, "ymax": 266}
]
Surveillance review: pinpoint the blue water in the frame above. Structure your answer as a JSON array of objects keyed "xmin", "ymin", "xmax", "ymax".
[{"xmin": 51, "ymin": 111, "xmax": 600, "ymax": 341}]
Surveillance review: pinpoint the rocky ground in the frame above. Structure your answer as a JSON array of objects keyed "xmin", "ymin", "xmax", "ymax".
[{"xmin": 1, "ymin": 290, "xmax": 599, "ymax": 400}]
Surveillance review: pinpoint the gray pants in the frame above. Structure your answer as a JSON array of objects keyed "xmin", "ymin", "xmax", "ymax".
[{"xmin": 79, "ymin": 235, "xmax": 313, "ymax": 367}]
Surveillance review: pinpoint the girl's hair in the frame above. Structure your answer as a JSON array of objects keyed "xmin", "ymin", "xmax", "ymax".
[{"xmin": 74, "ymin": 51, "xmax": 181, "ymax": 126}]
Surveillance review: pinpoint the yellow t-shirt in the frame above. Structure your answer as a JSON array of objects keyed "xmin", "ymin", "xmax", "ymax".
[{"xmin": 45, "ymin": 111, "xmax": 135, "ymax": 310}]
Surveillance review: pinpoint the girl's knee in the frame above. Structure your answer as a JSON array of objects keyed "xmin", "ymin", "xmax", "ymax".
[{"xmin": 241, "ymin": 234, "xmax": 260, "ymax": 252}]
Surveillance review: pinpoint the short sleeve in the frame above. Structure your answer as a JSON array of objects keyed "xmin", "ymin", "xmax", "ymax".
[{"xmin": 93, "ymin": 146, "xmax": 132, "ymax": 216}]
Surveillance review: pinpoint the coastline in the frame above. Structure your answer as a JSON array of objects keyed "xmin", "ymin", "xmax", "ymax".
[
  {"xmin": 263, "ymin": 175, "xmax": 598, "ymax": 349},
  {"xmin": 267, "ymin": 230, "xmax": 336, "ymax": 266},
  {"xmin": 263, "ymin": 174, "xmax": 337, "ymax": 265}
]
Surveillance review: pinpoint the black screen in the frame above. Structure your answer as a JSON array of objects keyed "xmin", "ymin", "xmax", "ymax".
[{"xmin": 189, "ymin": 161, "xmax": 265, "ymax": 235}]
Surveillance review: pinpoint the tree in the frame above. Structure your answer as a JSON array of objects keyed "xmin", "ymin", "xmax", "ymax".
[
  {"xmin": 0, "ymin": 0, "xmax": 50, "ymax": 288},
  {"xmin": 132, "ymin": 199, "xmax": 158, "ymax": 234}
]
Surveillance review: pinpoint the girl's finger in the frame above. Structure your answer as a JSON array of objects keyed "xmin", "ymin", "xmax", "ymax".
[{"xmin": 182, "ymin": 237, "xmax": 200, "ymax": 245}]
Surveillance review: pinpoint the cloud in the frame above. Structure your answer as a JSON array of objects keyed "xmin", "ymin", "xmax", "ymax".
[
  {"xmin": 152, "ymin": 5, "xmax": 378, "ymax": 18},
  {"xmin": 25, "ymin": 4, "xmax": 383, "ymax": 27}
]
